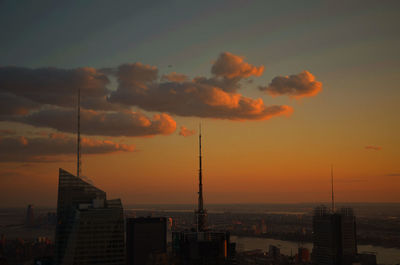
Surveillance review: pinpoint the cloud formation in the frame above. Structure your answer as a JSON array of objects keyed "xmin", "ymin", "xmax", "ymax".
[
  {"xmin": 161, "ymin": 72, "xmax": 188, "ymax": 83},
  {"xmin": 179, "ymin": 126, "xmax": 196, "ymax": 137},
  {"xmin": 365, "ymin": 145, "xmax": 382, "ymax": 151},
  {"xmin": 0, "ymin": 129, "xmax": 16, "ymax": 135},
  {"xmin": 211, "ymin": 52, "xmax": 264, "ymax": 79},
  {"xmin": 0, "ymin": 52, "xmax": 318, "ymax": 135},
  {"xmin": 7, "ymin": 108, "xmax": 176, "ymax": 137},
  {"xmin": 0, "ymin": 134, "xmax": 134, "ymax": 162},
  {"xmin": 109, "ymin": 57, "xmax": 292, "ymax": 121},
  {"xmin": 0, "ymin": 66, "xmax": 121, "ymax": 111},
  {"xmin": 260, "ymin": 71, "xmax": 322, "ymax": 98},
  {"xmin": 0, "ymin": 92, "xmax": 40, "ymax": 115}
]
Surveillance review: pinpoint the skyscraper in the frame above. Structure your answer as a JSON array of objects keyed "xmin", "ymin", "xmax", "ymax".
[
  {"xmin": 126, "ymin": 217, "xmax": 167, "ymax": 265},
  {"xmin": 55, "ymin": 168, "xmax": 125, "ymax": 265},
  {"xmin": 26, "ymin": 204, "xmax": 34, "ymax": 227},
  {"xmin": 312, "ymin": 205, "xmax": 357, "ymax": 265}
]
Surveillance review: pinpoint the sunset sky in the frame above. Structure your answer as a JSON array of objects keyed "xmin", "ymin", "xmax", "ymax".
[{"xmin": 1, "ymin": 1, "xmax": 399, "ymax": 207}]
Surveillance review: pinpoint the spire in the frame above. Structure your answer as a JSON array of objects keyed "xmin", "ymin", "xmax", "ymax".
[
  {"xmin": 195, "ymin": 123, "xmax": 207, "ymax": 232},
  {"xmin": 331, "ymin": 164, "xmax": 335, "ymax": 213},
  {"xmin": 77, "ymin": 87, "xmax": 81, "ymax": 178},
  {"xmin": 198, "ymin": 124, "xmax": 203, "ymax": 212}
]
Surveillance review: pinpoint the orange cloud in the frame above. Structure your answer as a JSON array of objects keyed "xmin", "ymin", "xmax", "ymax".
[
  {"xmin": 179, "ymin": 126, "xmax": 196, "ymax": 137},
  {"xmin": 0, "ymin": 134, "xmax": 135, "ymax": 162},
  {"xmin": 0, "ymin": 52, "xmax": 299, "ymax": 125},
  {"xmin": 365, "ymin": 145, "xmax": 382, "ymax": 151},
  {"xmin": 260, "ymin": 71, "xmax": 322, "ymax": 99},
  {"xmin": 14, "ymin": 108, "xmax": 176, "ymax": 137},
  {"xmin": 211, "ymin": 52, "xmax": 264, "ymax": 79},
  {"xmin": 109, "ymin": 57, "xmax": 290, "ymax": 121},
  {"xmin": 162, "ymin": 72, "xmax": 188, "ymax": 82}
]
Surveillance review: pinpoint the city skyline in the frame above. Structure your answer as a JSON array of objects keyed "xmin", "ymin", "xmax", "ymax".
[{"xmin": 1, "ymin": 1, "xmax": 399, "ymax": 206}]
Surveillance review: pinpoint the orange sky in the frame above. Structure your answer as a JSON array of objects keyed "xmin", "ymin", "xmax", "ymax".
[{"xmin": 1, "ymin": 1, "xmax": 399, "ymax": 207}]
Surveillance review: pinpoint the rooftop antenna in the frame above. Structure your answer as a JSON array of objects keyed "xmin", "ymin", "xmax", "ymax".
[
  {"xmin": 195, "ymin": 123, "xmax": 207, "ymax": 232},
  {"xmin": 331, "ymin": 164, "xmax": 334, "ymax": 213},
  {"xmin": 77, "ymin": 87, "xmax": 81, "ymax": 178}
]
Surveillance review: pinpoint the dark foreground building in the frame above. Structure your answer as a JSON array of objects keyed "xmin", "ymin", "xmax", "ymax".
[
  {"xmin": 172, "ymin": 230, "xmax": 234, "ymax": 265},
  {"xmin": 312, "ymin": 206, "xmax": 357, "ymax": 265},
  {"xmin": 126, "ymin": 217, "xmax": 167, "ymax": 265},
  {"xmin": 55, "ymin": 168, "xmax": 125, "ymax": 265}
]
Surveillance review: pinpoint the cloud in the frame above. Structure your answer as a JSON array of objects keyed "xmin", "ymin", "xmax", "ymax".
[
  {"xmin": 117, "ymin": 63, "xmax": 158, "ymax": 87},
  {"xmin": 211, "ymin": 52, "xmax": 264, "ymax": 79},
  {"xmin": 0, "ymin": 66, "xmax": 117, "ymax": 111},
  {"xmin": 384, "ymin": 173, "xmax": 400, "ymax": 177},
  {"xmin": 179, "ymin": 126, "xmax": 196, "ymax": 137},
  {"xmin": 0, "ymin": 52, "xmax": 303, "ymax": 128},
  {"xmin": 7, "ymin": 108, "xmax": 176, "ymax": 137},
  {"xmin": 365, "ymin": 145, "xmax": 382, "ymax": 151},
  {"xmin": 110, "ymin": 81, "xmax": 292, "ymax": 120},
  {"xmin": 0, "ymin": 134, "xmax": 134, "ymax": 162},
  {"xmin": 109, "ymin": 59, "xmax": 292, "ymax": 121},
  {"xmin": 0, "ymin": 129, "xmax": 16, "ymax": 135},
  {"xmin": 0, "ymin": 92, "xmax": 40, "ymax": 115},
  {"xmin": 161, "ymin": 72, "xmax": 188, "ymax": 82},
  {"xmin": 260, "ymin": 71, "xmax": 322, "ymax": 98}
]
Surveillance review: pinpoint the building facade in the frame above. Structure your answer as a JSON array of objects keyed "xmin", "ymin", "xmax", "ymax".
[
  {"xmin": 55, "ymin": 168, "xmax": 125, "ymax": 265},
  {"xmin": 312, "ymin": 206, "xmax": 357, "ymax": 265},
  {"xmin": 126, "ymin": 217, "xmax": 167, "ymax": 265}
]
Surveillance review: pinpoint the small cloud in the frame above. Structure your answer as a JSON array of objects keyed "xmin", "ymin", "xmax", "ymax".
[
  {"xmin": 0, "ymin": 129, "xmax": 16, "ymax": 135},
  {"xmin": 384, "ymin": 173, "xmax": 400, "ymax": 177},
  {"xmin": 260, "ymin": 71, "xmax": 322, "ymax": 99},
  {"xmin": 161, "ymin": 72, "xmax": 188, "ymax": 83},
  {"xmin": 365, "ymin": 145, "xmax": 382, "ymax": 151},
  {"xmin": 211, "ymin": 52, "xmax": 264, "ymax": 79},
  {"xmin": 179, "ymin": 126, "xmax": 196, "ymax": 137}
]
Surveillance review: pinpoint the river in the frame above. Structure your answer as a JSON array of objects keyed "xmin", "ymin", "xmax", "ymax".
[{"xmin": 231, "ymin": 236, "xmax": 400, "ymax": 265}]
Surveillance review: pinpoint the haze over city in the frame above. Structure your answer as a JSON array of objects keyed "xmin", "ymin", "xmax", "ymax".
[{"xmin": 1, "ymin": 0, "xmax": 399, "ymax": 207}]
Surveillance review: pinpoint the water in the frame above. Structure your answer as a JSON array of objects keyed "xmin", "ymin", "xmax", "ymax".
[{"xmin": 231, "ymin": 236, "xmax": 400, "ymax": 265}]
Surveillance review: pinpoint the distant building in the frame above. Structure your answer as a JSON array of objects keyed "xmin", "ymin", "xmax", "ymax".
[
  {"xmin": 357, "ymin": 252, "xmax": 377, "ymax": 265},
  {"xmin": 26, "ymin": 204, "xmax": 34, "ymax": 226},
  {"xmin": 268, "ymin": 245, "xmax": 280, "ymax": 260},
  {"xmin": 54, "ymin": 168, "xmax": 125, "ymax": 265},
  {"xmin": 126, "ymin": 217, "xmax": 167, "ymax": 265},
  {"xmin": 297, "ymin": 247, "xmax": 310, "ymax": 263},
  {"xmin": 312, "ymin": 205, "xmax": 357, "ymax": 265},
  {"xmin": 172, "ymin": 230, "xmax": 234, "ymax": 265}
]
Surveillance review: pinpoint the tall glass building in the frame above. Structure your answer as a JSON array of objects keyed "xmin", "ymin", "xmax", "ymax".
[
  {"xmin": 312, "ymin": 206, "xmax": 357, "ymax": 265},
  {"xmin": 55, "ymin": 168, "xmax": 125, "ymax": 264}
]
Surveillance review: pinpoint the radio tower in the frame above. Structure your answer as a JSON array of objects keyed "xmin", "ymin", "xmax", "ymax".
[
  {"xmin": 195, "ymin": 124, "xmax": 207, "ymax": 232},
  {"xmin": 331, "ymin": 164, "xmax": 335, "ymax": 213},
  {"xmin": 77, "ymin": 87, "xmax": 81, "ymax": 178}
]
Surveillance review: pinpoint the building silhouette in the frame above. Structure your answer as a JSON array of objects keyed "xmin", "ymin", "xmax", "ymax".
[
  {"xmin": 126, "ymin": 217, "xmax": 167, "ymax": 265},
  {"xmin": 54, "ymin": 168, "xmax": 125, "ymax": 264},
  {"xmin": 312, "ymin": 205, "xmax": 357, "ymax": 265},
  {"xmin": 26, "ymin": 204, "xmax": 34, "ymax": 227},
  {"xmin": 172, "ymin": 129, "xmax": 235, "ymax": 265}
]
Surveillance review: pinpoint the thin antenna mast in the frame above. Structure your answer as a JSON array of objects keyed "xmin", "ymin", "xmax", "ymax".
[
  {"xmin": 331, "ymin": 164, "xmax": 334, "ymax": 213},
  {"xmin": 195, "ymin": 123, "xmax": 207, "ymax": 232},
  {"xmin": 77, "ymin": 87, "xmax": 81, "ymax": 178},
  {"xmin": 198, "ymin": 123, "xmax": 203, "ymax": 213}
]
